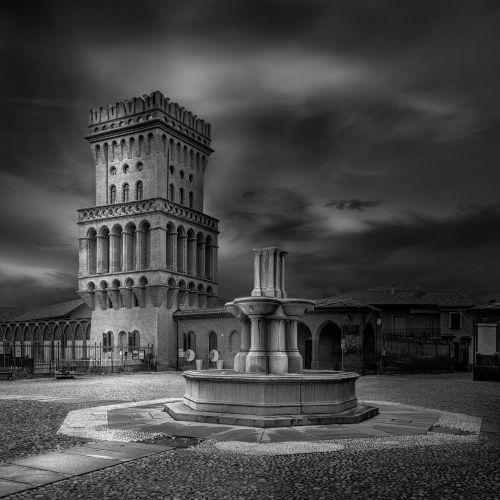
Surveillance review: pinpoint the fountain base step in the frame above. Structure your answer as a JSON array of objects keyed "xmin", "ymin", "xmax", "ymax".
[{"xmin": 164, "ymin": 401, "xmax": 379, "ymax": 428}]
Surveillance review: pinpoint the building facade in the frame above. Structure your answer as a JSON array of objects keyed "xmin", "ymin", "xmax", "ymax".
[{"xmin": 77, "ymin": 91, "xmax": 219, "ymax": 370}]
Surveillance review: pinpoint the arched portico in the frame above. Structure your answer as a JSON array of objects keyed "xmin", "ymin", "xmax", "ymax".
[
  {"xmin": 297, "ymin": 322, "xmax": 312, "ymax": 369},
  {"xmin": 363, "ymin": 323, "xmax": 378, "ymax": 374},
  {"xmin": 317, "ymin": 321, "xmax": 342, "ymax": 370}
]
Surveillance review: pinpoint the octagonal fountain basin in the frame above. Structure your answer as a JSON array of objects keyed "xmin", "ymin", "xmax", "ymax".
[{"xmin": 164, "ymin": 370, "xmax": 378, "ymax": 428}]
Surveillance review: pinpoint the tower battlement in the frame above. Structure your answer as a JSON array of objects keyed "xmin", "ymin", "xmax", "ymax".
[{"xmin": 88, "ymin": 90, "xmax": 211, "ymax": 140}]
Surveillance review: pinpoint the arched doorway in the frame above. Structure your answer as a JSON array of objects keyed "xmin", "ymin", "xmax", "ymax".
[
  {"xmin": 317, "ymin": 322, "xmax": 342, "ymax": 370},
  {"xmin": 363, "ymin": 323, "xmax": 377, "ymax": 374},
  {"xmin": 297, "ymin": 323, "xmax": 312, "ymax": 369}
]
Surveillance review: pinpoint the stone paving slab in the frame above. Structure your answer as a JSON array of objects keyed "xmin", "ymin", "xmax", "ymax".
[
  {"xmin": 0, "ymin": 464, "xmax": 69, "ymax": 485},
  {"xmin": 0, "ymin": 441, "xmax": 175, "ymax": 498},
  {"xmin": 102, "ymin": 399, "xmax": 444, "ymax": 443},
  {"xmin": 0, "ymin": 479, "xmax": 30, "ymax": 497},
  {"xmin": 205, "ymin": 427, "xmax": 265, "ymax": 443},
  {"xmin": 12, "ymin": 452, "xmax": 124, "ymax": 475},
  {"xmin": 62, "ymin": 447, "xmax": 143, "ymax": 461},
  {"xmin": 290, "ymin": 425, "xmax": 373, "ymax": 440},
  {"xmin": 261, "ymin": 427, "xmax": 317, "ymax": 442}
]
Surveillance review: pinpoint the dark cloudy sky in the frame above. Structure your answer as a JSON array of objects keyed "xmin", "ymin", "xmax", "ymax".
[{"xmin": 1, "ymin": 0, "xmax": 500, "ymax": 307}]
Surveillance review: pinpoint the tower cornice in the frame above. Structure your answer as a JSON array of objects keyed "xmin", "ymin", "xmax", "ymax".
[
  {"xmin": 85, "ymin": 118, "xmax": 214, "ymax": 155},
  {"xmin": 78, "ymin": 197, "xmax": 219, "ymax": 233}
]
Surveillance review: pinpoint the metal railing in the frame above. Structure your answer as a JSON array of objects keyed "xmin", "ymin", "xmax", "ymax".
[{"xmin": 0, "ymin": 341, "xmax": 156, "ymax": 376}]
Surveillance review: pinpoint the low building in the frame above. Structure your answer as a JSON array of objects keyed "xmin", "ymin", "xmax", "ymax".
[
  {"xmin": 0, "ymin": 299, "xmax": 92, "ymax": 374},
  {"xmin": 174, "ymin": 297, "xmax": 380, "ymax": 375},
  {"xmin": 331, "ymin": 288, "xmax": 475, "ymax": 371}
]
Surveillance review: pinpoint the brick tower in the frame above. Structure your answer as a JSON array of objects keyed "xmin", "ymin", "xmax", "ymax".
[{"xmin": 77, "ymin": 91, "xmax": 219, "ymax": 369}]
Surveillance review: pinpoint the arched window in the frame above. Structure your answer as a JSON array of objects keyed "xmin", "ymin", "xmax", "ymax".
[
  {"xmin": 187, "ymin": 229, "xmax": 195, "ymax": 275},
  {"xmin": 179, "ymin": 188, "xmax": 185, "ymax": 205},
  {"xmin": 189, "ymin": 191, "xmax": 194, "ymax": 209},
  {"xmin": 97, "ymin": 227, "xmax": 110, "ymax": 273},
  {"xmin": 87, "ymin": 229, "xmax": 97, "ymax": 275},
  {"xmin": 123, "ymin": 164, "xmax": 129, "ymax": 173},
  {"xmin": 136, "ymin": 162, "xmax": 143, "ymax": 171},
  {"xmin": 110, "ymin": 185, "xmax": 116, "ymax": 204},
  {"xmin": 139, "ymin": 221, "xmax": 151, "ymax": 269},
  {"xmin": 124, "ymin": 222, "xmax": 136, "ymax": 271},
  {"xmin": 169, "ymin": 183, "xmax": 175, "ymax": 201},
  {"xmin": 180, "ymin": 170, "xmax": 185, "ymax": 179},
  {"xmin": 136, "ymin": 181, "xmax": 143, "ymax": 200},
  {"xmin": 183, "ymin": 331, "xmax": 196, "ymax": 351},
  {"xmin": 166, "ymin": 222, "xmax": 176, "ymax": 270},
  {"xmin": 123, "ymin": 183, "xmax": 129, "ymax": 202},
  {"xmin": 177, "ymin": 227, "xmax": 186, "ymax": 272},
  {"xmin": 205, "ymin": 235, "xmax": 212, "ymax": 279},
  {"xmin": 103, "ymin": 331, "xmax": 113, "ymax": 352},
  {"xmin": 120, "ymin": 139, "xmax": 126, "ymax": 160},
  {"xmin": 209, "ymin": 331, "xmax": 217, "ymax": 353},
  {"xmin": 110, "ymin": 167, "xmax": 116, "ymax": 175},
  {"xmin": 128, "ymin": 331, "xmax": 140, "ymax": 350},
  {"xmin": 196, "ymin": 232, "xmax": 204, "ymax": 278},
  {"xmin": 169, "ymin": 165, "xmax": 175, "ymax": 175},
  {"xmin": 110, "ymin": 227, "xmax": 123, "ymax": 273}
]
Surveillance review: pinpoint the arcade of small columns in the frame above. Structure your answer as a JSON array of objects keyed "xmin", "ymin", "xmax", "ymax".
[{"xmin": 83, "ymin": 220, "xmax": 217, "ymax": 281}]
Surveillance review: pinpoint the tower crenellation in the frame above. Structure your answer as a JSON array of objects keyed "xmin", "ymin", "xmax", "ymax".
[{"xmin": 88, "ymin": 90, "xmax": 211, "ymax": 141}]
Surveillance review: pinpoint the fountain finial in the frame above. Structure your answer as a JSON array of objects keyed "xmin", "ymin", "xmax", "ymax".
[{"xmin": 251, "ymin": 247, "xmax": 287, "ymax": 298}]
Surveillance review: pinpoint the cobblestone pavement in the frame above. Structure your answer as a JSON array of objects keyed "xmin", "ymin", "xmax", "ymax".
[
  {"xmin": 0, "ymin": 373, "xmax": 184, "ymax": 463},
  {"xmin": 1, "ymin": 372, "xmax": 499, "ymax": 499}
]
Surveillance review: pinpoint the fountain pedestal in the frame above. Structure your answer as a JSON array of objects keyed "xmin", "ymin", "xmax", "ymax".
[{"xmin": 165, "ymin": 247, "xmax": 378, "ymax": 427}]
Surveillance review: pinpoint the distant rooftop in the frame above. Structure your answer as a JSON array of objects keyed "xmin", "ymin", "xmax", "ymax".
[
  {"xmin": 314, "ymin": 297, "xmax": 380, "ymax": 310},
  {"xmin": 471, "ymin": 301, "xmax": 500, "ymax": 310},
  {"xmin": 13, "ymin": 299, "xmax": 89, "ymax": 322},
  {"xmin": 325, "ymin": 289, "xmax": 475, "ymax": 308}
]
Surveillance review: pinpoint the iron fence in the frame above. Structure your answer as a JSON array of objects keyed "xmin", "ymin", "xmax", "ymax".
[{"xmin": 0, "ymin": 341, "xmax": 156, "ymax": 377}]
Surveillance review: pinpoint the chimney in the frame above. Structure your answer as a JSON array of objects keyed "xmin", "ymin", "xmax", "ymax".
[{"xmin": 390, "ymin": 284, "xmax": 396, "ymax": 295}]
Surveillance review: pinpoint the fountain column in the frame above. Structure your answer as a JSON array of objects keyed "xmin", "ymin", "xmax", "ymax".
[
  {"xmin": 268, "ymin": 314, "xmax": 288, "ymax": 374},
  {"xmin": 246, "ymin": 315, "xmax": 269, "ymax": 373},
  {"xmin": 226, "ymin": 303, "xmax": 251, "ymax": 373},
  {"xmin": 285, "ymin": 319, "xmax": 303, "ymax": 373}
]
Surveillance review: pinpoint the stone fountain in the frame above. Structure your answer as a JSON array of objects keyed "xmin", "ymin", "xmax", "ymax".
[{"xmin": 165, "ymin": 248, "xmax": 378, "ymax": 427}]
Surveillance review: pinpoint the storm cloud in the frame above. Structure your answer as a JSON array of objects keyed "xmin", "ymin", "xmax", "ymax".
[{"xmin": 1, "ymin": 0, "xmax": 500, "ymax": 306}]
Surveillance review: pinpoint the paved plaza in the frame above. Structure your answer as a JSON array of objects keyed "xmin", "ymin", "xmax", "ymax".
[{"xmin": 0, "ymin": 372, "xmax": 498, "ymax": 499}]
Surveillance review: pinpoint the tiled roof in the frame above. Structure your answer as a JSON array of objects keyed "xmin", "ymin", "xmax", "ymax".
[
  {"xmin": 314, "ymin": 297, "xmax": 379, "ymax": 310},
  {"xmin": 0, "ymin": 306, "xmax": 28, "ymax": 322},
  {"xmin": 471, "ymin": 301, "xmax": 500, "ymax": 310},
  {"xmin": 13, "ymin": 299, "xmax": 88, "ymax": 321},
  {"xmin": 324, "ymin": 289, "xmax": 475, "ymax": 308}
]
